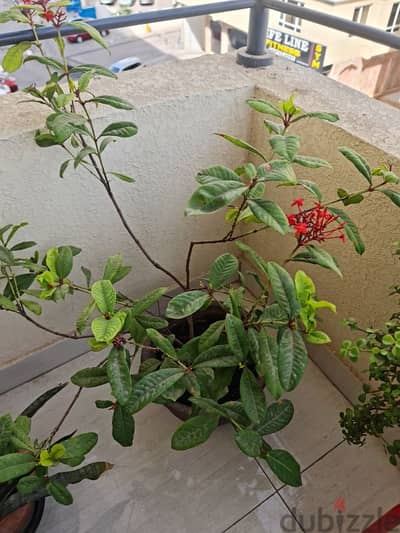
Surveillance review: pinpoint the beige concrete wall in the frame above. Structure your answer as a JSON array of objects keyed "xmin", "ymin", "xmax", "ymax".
[{"xmin": 0, "ymin": 55, "xmax": 254, "ymax": 368}]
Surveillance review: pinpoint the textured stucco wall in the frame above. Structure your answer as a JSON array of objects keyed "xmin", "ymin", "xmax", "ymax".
[
  {"xmin": 0, "ymin": 55, "xmax": 254, "ymax": 367},
  {"xmin": 243, "ymin": 58, "xmax": 400, "ymax": 381}
]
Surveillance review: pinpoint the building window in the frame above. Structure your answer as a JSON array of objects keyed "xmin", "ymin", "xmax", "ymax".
[
  {"xmin": 279, "ymin": 0, "xmax": 304, "ymax": 33},
  {"xmin": 352, "ymin": 5, "xmax": 370, "ymax": 24},
  {"xmin": 387, "ymin": 2, "xmax": 400, "ymax": 32}
]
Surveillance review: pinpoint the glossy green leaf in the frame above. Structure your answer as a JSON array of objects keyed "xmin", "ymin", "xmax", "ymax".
[
  {"xmin": 10, "ymin": 241, "xmax": 36, "ymax": 251},
  {"xmin": 89, "ymin": 95, "xmax": 134, "ymax": 110},
  {"xmin": 329, "ymin": 207, "xmax": 365, "ymax": 255},
  {"xmin": 306, "ymin": 330, "xmax": 331, "ymax": 344},
  {"xmin": 91, "ymin": 279, "xmax": 116, "ymax": 313},
  {"xmin": 171, "ymin": 415, "xmax": 219, "ymax": 450},
  {"xmin": 91, "ymin": 315, "xmax": 123, "ymax": 343},
  {"xmin": 234, "ymin": 429, "xmax": 263, "ymax": 457},
  {"xmin": 76, "ymin": 300, "xmax": 96, "ymax": 335},
  {"xmin": 112, "ymin": 404, "xmax": 135, "ymax": 447},
  {"xmin": 146, "ymin": 328, "xmax": 177, "ymax": 357},
  {"xmin": 69, "ymin": 20, "xmax": 108, "ymax": 50},
  {"xmin": 247, "ymin": 199, "xmax": 289, "ymax": 235},
  {"xmin": 225, "ymin": 314, "xmax": 248, "ymax": 361},
  {"xmin": 71, "ymin": 64, "xmax": 116, "ymax": 79},
  {"xmin": 0, "ymin": 295, "xmax": 18, "ymax": 312},
  {"xmin": 107, "ymin": 347, "xmax": 132, "ymax": 405},
  {"xmin": 193, "ymin": 344, "xmax": 237, "ymax": 368},
  {"xmin": 136, "ymin": 315, "xmax": 168, "ymax": 330},
  {"xmin": 103, "ymin": 254, "xmax": 132, "ymax": 284},
  {"xmin": 381, "ymin": 189, "xmax": 400, "ymax": 208},
  {"xmin": 0, "ymin": 453, "xmax": 36, "ymax": 483},
  {"xmin": 208, "ymin": 253, "xmax": 239, "ymax": 289},
  {"xmin": 2, "ymin": 41, "xmax": 31, "ymax": 73},
  {"xmin": 48, "ymin": 481, "xmax": 73, "ymax": 505},
  {"xmin": 4, "ymin": 273, "xmax": 36, "ymax": 300},
  {"xmin": 99, "ymin": 122, "xmax": 138, "ymax": 138},
  {"xmin": 216, "ymin": 133, "xmax": 267, "ymax": 162},
  {"xmin": 247, "ymin": 98, "xmax": 281, "ymax": 117},
  {"xmin": 240, "ymin": 368, "xmax": 266, "ymax": 424},
  {"xmin": 71, "ymin": 367, "xmax": 108, "ymax": 388},
  {"xmin": 198, "ymin": 320, "xmax": 224, "ymax": 352},
  {"xmin": 20, "ymin": 299, "xmax": 41, "ymax": 316},
  {"xmin": 185, "ymin": 181, "xmax": 247, "ymax": 216},
  {"xmin": 298, "ymin": 179, "xmax": 323, "ymax": 201},
  {"xmin": 55, "ymin": 246, "xmax": 73, "ymax": 279},
  {"xmin": 339, "ymin": 147, "xmax": 371, "ymax": 183},
  {"xmin": 291, "ymin": 245, "xmax": 342, "ymax": 278},
  {"xmin": 256, "ymin": 399, "xmax": 294, "ymax": 435},
  {"xmin": 258, "ymin": 329, "xmax": 282, "ymax": 400},
  {"xmin": 130, "ymin": 287, "xmax": 167, "ymax": 316},
  {"xmin": 0, "ymin": 246, "xmax": 14, "ymax": 265},
  {"xmin": 264, "ymin": 449, "xmax": 301, "ymax": 487},
  {"xmin": 236, "ymin": 241, "xmax": 268, "ymax": 277},
  {"xmin": 127, "ymin": 368, "xmax": 185, "ymax": 413},
  {"xmin": 278, "ymin": 328, "xmax": 308, "ymax": 391},
  {"xmin": 292, "ymin": 111, "xmax": 339, "ymax": 123},
  {"xmin": 17, "ymin": 476, "xmax": 45, "ymax": 495},
  {"xmin": 166, "ymin": 290, "xmax": 211, "ymax": 319},
  {"xmin": 266, "ymin": 262, "xmax": 300, "ymax": 319},
  {"xmin": 61, "ymin": 432, "xmax": 97, "ymax": 466},
  {"xmin": 270, "ymin": 135, "xmax": 300, "ymax": 161},
  {"xmin": 293, "ymin": 155, "xmax": 331, "ymax": 168},
  {"xmin": 110, "ymin": 172, "xmax": 135, "ymax": 183},
  {"xmin": 196, "ymin": 166, "xmax": 241, "ymax": 184}
]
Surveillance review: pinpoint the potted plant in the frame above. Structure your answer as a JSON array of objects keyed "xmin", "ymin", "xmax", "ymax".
[
  {"xmin": 340, "ymin": 244, "xmax": 400, "ymax": 466},
  {"xmin": 1, "ymin": 0, "xmax": 400, "ymax": 527}
]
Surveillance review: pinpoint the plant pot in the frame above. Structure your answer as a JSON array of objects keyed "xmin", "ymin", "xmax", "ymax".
[
  {"xmin": 141, "ymin": 303, "xmax": 264, "ymax": 422},
  {"xmin": 0, "ymin": 498, "xmax": 45, "ymax": 533}
]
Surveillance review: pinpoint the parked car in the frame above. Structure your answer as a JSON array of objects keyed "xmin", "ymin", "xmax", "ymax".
[
  {"xmin": 118, "ymin": 0, "xmax": 135, "ymax": 7},
  {"xmin": 0, "ymin": 84, "xmax": 10, "ymax": 96},
  {"xmin": 109, "ymin": 57, "xmax": 142, "ymax": 73},
  {"xmin": 139, "ymin": 0, "xmax": 155, "ymax": 5},
  {"xmin": 0, "ymin": 68, "xmax": 18, "ymax": 92},
  {"xmin": 67, "ymin": 18, "xmax": 110, "ymax": 43},
  {"xmin": 100, "ymin": 0, "xmax": 117, "ymax": 4}
]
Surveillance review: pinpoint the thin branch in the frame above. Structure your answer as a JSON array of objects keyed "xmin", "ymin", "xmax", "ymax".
[{"xmin": 19, "ymin": 310, "xmax": 92, "ymax": 340}]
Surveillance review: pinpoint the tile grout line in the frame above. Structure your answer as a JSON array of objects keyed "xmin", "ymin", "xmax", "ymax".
[{"xmin": 221, "ymin": 489, "xmax": 278, "ymax": 532}]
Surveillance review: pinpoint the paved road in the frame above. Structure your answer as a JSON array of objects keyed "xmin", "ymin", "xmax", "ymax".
[{"xmin": 0, "ymin": 0, "xmax": 184, "ymax": 88}]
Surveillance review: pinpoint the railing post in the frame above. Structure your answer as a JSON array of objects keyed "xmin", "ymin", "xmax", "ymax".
[{"xmin": 237, "ymin": 0, "xmax": 273, "ymax": 67}]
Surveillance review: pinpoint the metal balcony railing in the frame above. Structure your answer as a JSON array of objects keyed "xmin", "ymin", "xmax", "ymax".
[{"xmin": 0, "ymin": 0, "xmax": 400, "ymax": 67}]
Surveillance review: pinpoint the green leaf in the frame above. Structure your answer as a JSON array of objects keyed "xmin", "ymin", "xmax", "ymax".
[
  {"xmin": 298, "ymin": 179, "xmax": 322, "ymax": 201},
  {"xmin": 196, "ymin": 166, "xmax": 241, "ymax": 184},
  {"xmin": 91, "ymin": 279, "xmax": 116, "ymax": 314},
  {"xmin": 17, "ymin": 476, "xmax": 45, "ymax": 495},
  {"xmin": 110, "ymin": 172, "xmax": 135, "ymax": 183},
  {"xmin": 208, "ymin": 253, "xmax": 239, "ymax": 289},
  {"xmin": 291, "ymin": 245, "xmax": 342, "ymax": 278},
  {"xmin": 0, "ymin": 453, "xmax": 36, "ymax": 483},
  {"xmin": 225, "ymin": 314, "xmax": 248, "ymax": 361},
  {"xmin": 0, "ymin": 295, "xmax": 18, "ymax": 312},
  {"xmin": 216, "ymin": 133, "xmax": 267, "ymax": 162},
  {"xmin": 198, "ymin": 320, "xmax": 224, "ymax": 352},
  {"xmin": 89, "ymin": 95, "xmax": 134, "ymax": 110},
  {"xmin": 236, "ymin": 241, "xmax": 268, "ymax": 277},
  {"xmin": 112, "ymin": 404, "xmax": 135, "ymax": 447},
  {"xmin": 55, "ymin": 246, "xmax": 73, "ymax": 279},
  {"xmin": 20, "ymin": 383, "xmax": 67, "ymax": 418},
  {"xmin": 4, "ymin": 273, "xmax": 36, "ymax": 299},
  {"xmin": 381, "ymin": 189, "xmax": 400, "ymax": 208},
  {"xmin": 189, "ymin": 397, "xmax": 233, "ymax": 420},
  {"xmin": 136, "ymin": 315, "xmax": 168, "ymax": 330},
  {"xmin": 20, "ymin": 299, "xmax": 41, "ymax": 316},
  {"xmin": 103, "ymin": 254, "xmax": 132, "ymax": 284},
  {"xmin": 139, "ymin": 357, "xmax": 161, "ymax": 375},
  {"xmin": 278, "ymin": 328, "xmax": 308, "ymax": 392},
  {"xmin": 258, "ymin": 329, "xmax": 282, "ymax": 400},
  {"xmin": 99, "ymin": 121, "xmax": 138, "ymax": 138},
  {"xmin": 130, "ymin": 287, "xmax": 167, "ymax": 316},
  {"xmin": 107, "ymin": 347, "xmax": 132, "ymax": 406},
  {"xmin": 71, "ymin": 367, "xmax": 108, "ymax": 388},
  {"xmin": 257, "ymin": 160, "xmax": 296, "ymax": 184},
  {"xmin": 69, "ymin": 21, "xmax": 108, "ymax": 50},
  {"xmin": 0, "ymin": 246, "xmax": 14, "ymax": 265},
  {"xmin": 127, "ymin": 368, "xmax": 185, "ymax": 413},
  {"xmin": 270, "ymin": 135, "xmax": 300, "ymax": 161},
  {"xmin": 266, "ymin": 262, "xmax": 300, "ymax": 319},
  {"xmin": 146, "ymin": 328, "xmax": 177, "ymax": 357},
  {"xmin": 61, "ymin": 432, "xmax": 98, "ymax": 466},
  {"xmin": 292, "ymin": 111, "xmax": 339, "ymax": 123},
  {"xmin": 76, "ymin": 300, "xmax": 96, "ymax": 335},
  {"xmin": 339, "ymin": 147, "xmax": 371, "ymax": 183},
  {"xmin": 10, "ymin": 241, "xmax": 36, "ymax": 251},
  {"xmin": 185, "ymin": 181, "xmax": 248, "ymax": 216},
  {"xmin": 264, "ymin": 120, "xmax": 284, "ymax": 135},
  {"xmin": 193, "ymin": 344, "xmax": 237, "ymax": 368},
  {"xmin": 234, "ymin": 429, "xmax": 263, "ymax": 457},
  {"xmin": 293, "ymin": 155, "xmax": 331, "ymax": 168},
  {"xmin": 77, "ymin": 69, "xmax": 94, "ymax": 92},
  {"xmin": 24, "ymin": 54, "xmax": 64, "ymax": 71},
  {"xmin": 247, "ymin": 199, "xmax": 289, "ymax": 235},
  {"xmin": 306, "ymin": 330, "xmax": 331, "ymax": 344},
  {"xmin": 264, "ymin": 449, "xmax": 301, "ymax": 486},
  {"xmin": 240, "ymin": 368, "xmax": 266, "ymax": 424},
  {"xmin": 91, "ymin": 315, "xmax": 123, "ymax": 343},
  {"xmin": 256, "ymin": 399, "xmax": 294, "ymax": 435},
  {"xmin": 247, "ymin": 98, "xmax": 281, "ymax": 118},
  {"xmin": 71, "ymin": 64, "xmax": 116, "ymax": 79},
  {"xmin": 48, "ymin": 481, "xmax": 73, "ymax": 505},
  {"xmin": 166, "ymin": 291, "xmax": 211, "ymax": 319},
  {"xmin": 74, "ymin": 146, "xmax": 97, "ymax": 169},
  {"xmin": 2, "ymin": 42, "xmax": 31, "ymax": 73},
  {"xmin": 171, "ymin": 415, "xmax": 219, "ymax": 450},
  {"xmin": 81, "ymin": 266, "xmax": 91, "ymax": 288}
]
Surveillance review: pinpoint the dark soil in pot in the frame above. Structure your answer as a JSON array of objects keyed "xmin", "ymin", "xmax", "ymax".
[
  {"xmin": 0, "ymin": 498, "xmax": 45, "ymax": 533},
  {"xmin": 141, "ymin": 303, "xmax": 264, "ymax": 422}
]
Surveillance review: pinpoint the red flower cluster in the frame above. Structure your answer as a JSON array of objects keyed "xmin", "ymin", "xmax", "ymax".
[
  {"xmin": 21, "ymin": 0, "xmax": 66, "ymax": 27},
  {"xmin": 287, "ymin": 198, "xmax": 346, "ymax": 245}
]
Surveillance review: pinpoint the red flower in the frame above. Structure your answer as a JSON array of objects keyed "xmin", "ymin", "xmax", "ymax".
[
  {"xmin": 287, "ymin": 201, "xmax": 346, "ymax": 246},
  {"xmin": 291, "ymin": 198, "xmax": 304, "ymax": 208},
  {"xmin": 42, "ymin": 9, "xmax": 54, "ymax": 21}
]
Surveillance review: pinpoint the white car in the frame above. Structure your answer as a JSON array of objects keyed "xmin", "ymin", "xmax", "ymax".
[{"xmin": 110, "ymin": 57, "xmax": 142, "ymax": 73}]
